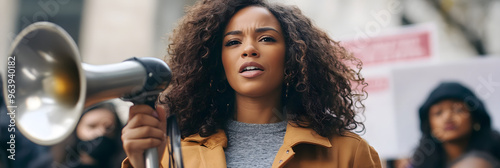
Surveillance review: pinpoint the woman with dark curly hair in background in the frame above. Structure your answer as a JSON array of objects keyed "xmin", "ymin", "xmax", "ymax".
[
  {"xmin": 410, "ymin": 82, "xmax": 500, "ymax": 168},
  {"xmin": 121, "ymin": 0, "xmax": 381, "ymax": 167}
]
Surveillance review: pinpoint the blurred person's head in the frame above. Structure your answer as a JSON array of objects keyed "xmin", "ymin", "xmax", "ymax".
[
  {"xmin": 77, "ymin": 102, "xmax": 120, "ymax": 141},
  {"xmin": 449, "ymin": 151, "xmax": 500, "ymax": 168},
  {"xmin": 412, "ymin": 82, "xmax": 500, "ymax": 168},
  {"xmin": 74, "ymin": 102, "xmax": 123, "ymax": 165},
  {"xmin": 419, "ymin": 82, "xmax": 492, "ymax": 143},
  {"xmin": 428, "ymin": 99, "xmax": 473, "ymax": 143}
]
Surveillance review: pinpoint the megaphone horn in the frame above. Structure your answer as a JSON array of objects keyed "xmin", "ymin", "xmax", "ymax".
[{"xmin": 1, "ymin": 22, "xmax": 172, "ymax": 168}]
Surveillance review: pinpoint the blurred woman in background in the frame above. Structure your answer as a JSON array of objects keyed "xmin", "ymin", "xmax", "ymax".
[
  {"xmin": 52, "ymin": 102, "xmax": 126, "ymax": 168},
  {"xmin": 411, "ymin": 82, "xmax": 500, "ymax": 168}
]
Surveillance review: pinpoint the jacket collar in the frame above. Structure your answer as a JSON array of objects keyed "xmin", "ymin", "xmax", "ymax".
[
  {"xmin": 283, "ymin": 123, "xmax": 332, "ymax": 148},
  {"xmin": 183, "ymin": 129, "xmax": 227, "ymax": 149},
  {"xmin": 181, "ymin": 121, "xmax": 332, "ymax": 149}
]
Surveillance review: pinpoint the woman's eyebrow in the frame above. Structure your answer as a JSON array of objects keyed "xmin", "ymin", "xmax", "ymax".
[
  {"xmin": 224, "ymin": 27, "xmax": 279, "ymax": 37},
  {"xmin": 255, "ymin": 27, "xmax": 279, "ymax": 33},
  {"xmin": 224, "ymin": 30, "xmax": 242, "ymax": 37}
]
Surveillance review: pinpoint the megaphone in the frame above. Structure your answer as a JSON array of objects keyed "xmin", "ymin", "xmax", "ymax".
[{"xmin": 0, "ymin": 22, "xmax": 176, "ymax": 168}]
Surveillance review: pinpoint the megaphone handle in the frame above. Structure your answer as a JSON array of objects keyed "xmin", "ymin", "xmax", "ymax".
[
  {"xmin": 144, "ymin": 100, "xmax": 159, "ymax": 168},
  {"xmin": 128, "ymin": 93, "xmax": 164, "ymax": 168},
  {"xmin": 145, "ymin": 148, "xmax": 159, "ymax": 168}
]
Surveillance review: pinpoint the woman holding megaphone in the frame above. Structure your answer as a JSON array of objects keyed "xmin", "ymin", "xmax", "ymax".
[{"xmin": 121, "ymin": 0, "xmax": 381, "ymax": 168}]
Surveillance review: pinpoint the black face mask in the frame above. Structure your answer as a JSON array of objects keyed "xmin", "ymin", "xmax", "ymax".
[{"xmin": 76, "ymin": 136, "xmax": 117, "ymax": 163}]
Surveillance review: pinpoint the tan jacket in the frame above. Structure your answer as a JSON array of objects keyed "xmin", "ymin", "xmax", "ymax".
[{"xmin": 122, "ymin": 123, "xmax": 381, "ymax": 168}]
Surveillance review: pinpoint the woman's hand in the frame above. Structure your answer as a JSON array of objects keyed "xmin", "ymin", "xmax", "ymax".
[{"xmin": 122, "ymin": 104, "xmax": 167, "ymax": 168}]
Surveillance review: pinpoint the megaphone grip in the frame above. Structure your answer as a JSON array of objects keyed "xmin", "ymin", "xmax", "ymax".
[
  {"xmin": 141, "ymin": 101, "xmax": 160, "ymax": 168},
  {"xmin": 145, "ymin": 148, "xmax": 159, "ymax": 168}
]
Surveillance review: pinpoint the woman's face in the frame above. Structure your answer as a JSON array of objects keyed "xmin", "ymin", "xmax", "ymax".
[
  {"xmin": 76, "ymin": 108, "xmax": 116, "ymax": 141},
  {"xmin": 429, "ymin": 100, "xmax": 473, "ymax": 142},
  {"xmin": 221, "ymin": 6, "xmax": 286, "ymax": 98}
]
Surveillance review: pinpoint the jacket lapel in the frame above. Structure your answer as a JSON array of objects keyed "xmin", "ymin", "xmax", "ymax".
[
  {"xmin": 272, "ymin": 123, "xmax": 332, "ymax": 168},
  {"xmin": 180, "ymin": 130, "xmax": 228, "ymax": 168}
]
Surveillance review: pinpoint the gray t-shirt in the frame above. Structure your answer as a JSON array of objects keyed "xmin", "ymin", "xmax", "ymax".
[{"xmin": 224, "ymin": 120, "xmax": 287, "ymax": 168}]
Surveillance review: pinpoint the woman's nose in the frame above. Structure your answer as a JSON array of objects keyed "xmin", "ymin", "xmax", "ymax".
[
  {"xmin": 442, "ymin": 109, "xmax": 454, "ymax": 120},
  {"xmin": 242, "ymin": 43, "xmax": 259, "ymax": 57}
]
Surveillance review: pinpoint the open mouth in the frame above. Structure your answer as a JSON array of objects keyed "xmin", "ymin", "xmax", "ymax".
[
  {"xmin": 239, "ymin": 62, "xmax": 265, "ymax": 78},
  {"xmin": 240, "ymin": 66, "xmax": 263, "ymax": 73},
  {"xmin": 239, "ymin": 62, "xmax": 265, "ymax": 73}
]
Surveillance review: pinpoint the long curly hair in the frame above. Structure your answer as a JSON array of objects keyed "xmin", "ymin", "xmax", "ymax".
[{"xmin": 160, "ymin": 0, "xmax": 367, "ymax": 138}]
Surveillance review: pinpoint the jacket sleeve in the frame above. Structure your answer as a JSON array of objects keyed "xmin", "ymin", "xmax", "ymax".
[
  {"xmin": 352, "ymin": 138, "xmax": 382, "ymax": 168},
  {"xmin": 121, "ymin": 157, "xmax": 165, "ymax": 168},
  {"xmin": 121, "ymin": 157, "xmax": 133, "ymax": 168}
]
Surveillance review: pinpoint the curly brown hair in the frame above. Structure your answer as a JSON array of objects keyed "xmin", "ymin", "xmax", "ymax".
[{"xmin": 160, "ymin": 0, "xmax": 367, "ymax": 138}]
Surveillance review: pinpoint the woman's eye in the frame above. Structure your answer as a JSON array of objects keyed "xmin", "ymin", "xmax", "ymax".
[
  {"xmin": 88, "ymin": 124, "xmax": 97, "ymax": 129},
  {"xmin": 260, "ymin": 37, "xmax": 276, "ymax": 42},
  {"xmin": 105, "ymin": 126, "xmax": 114, "ymax": 133},
  {"xmin": 431, "ymin": 110, "xmax": 442, "ymax": 116},
  {"xmin": 453, "ymin": 107, "xmax": 465, "ymax": 114},
  {"xmin": 225, "ymin": 40, "xmax": 241, "ymax": 46}
]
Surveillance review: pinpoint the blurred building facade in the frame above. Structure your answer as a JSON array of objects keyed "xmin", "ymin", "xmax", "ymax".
[{"xmin": 1, "ymin": 0, "xmax": 498, "ymax": 65}]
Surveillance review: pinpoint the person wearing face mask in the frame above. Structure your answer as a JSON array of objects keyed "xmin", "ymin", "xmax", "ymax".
[
  {"xmin": 121, "ymin": 0, "xmax": 381, "ymax": 167},
  {"xmin": 52, "ymin": 102, "xmax": 126, "ymax": 168},
  {"xmin": 410, "ymin": 82, "xmax": 500, "ymax": 168}
]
